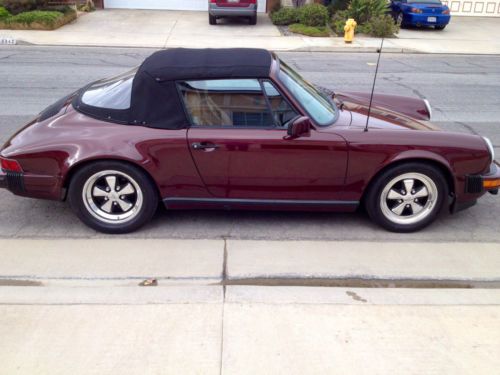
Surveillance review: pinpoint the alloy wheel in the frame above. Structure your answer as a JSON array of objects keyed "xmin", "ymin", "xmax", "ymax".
[
  {"xmin": 82, "ymin": 170, "xmax": 143, "ymax": 224},
  {"xmin": 379, "ymin": 172, "xmax": 438, "ymax": 225}
]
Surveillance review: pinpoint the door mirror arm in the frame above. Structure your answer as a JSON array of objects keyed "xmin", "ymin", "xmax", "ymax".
[{"xmin": 285, "ymin": 116, "xmax": 312, "ymax": 140}]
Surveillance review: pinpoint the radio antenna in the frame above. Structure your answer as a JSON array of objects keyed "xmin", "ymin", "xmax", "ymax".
[{"xmin": 364, "ymin": 38, "xmax": 385, "ymax": 132}]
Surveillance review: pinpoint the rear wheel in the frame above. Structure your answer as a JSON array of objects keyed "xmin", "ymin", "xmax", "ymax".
[
  {"xmin": 435, "ymin": 25, "xmax": 446, "ymax": 30},
  {"xmin": 249, "ymin": 15, "xmax": 257, "ymax": 25},
  {"xmin": 396, "ymin": 13, "xmax": 406, "ymax": 28},
  {"xmin": 365, "ymin": 163, "xmax": 448, "ymax": 232},
  {"xmin": 68, "ymin": 161, "xmax": 158, "ymax": 234},
  {"xmin": 209, "ymin": 14, "xmax": 217, "ymax": 25}
]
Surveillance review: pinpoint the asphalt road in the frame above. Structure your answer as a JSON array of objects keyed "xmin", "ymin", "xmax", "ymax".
[{"xmin": 0, "ymin": 46, "xmax": 499, "ymax": 242}]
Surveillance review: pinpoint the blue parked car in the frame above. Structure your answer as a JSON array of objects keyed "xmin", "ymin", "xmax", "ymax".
[{"xmin": 390, "ymin": 0, "xmax": 451, "ymax": 30}]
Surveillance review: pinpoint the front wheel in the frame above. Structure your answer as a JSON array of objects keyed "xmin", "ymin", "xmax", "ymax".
[
  {"xmin": 68, "ymin": 161, "xmax": 158, "ymax": 234},
  {"xmin": 249, "ymin": 15, "xmax": 257, "ymax": 25},
  {"xmin": 365, "ymin": 163, "xmax": 448, "ymax": 232},
  {"xmin": 209, "ymin": 14, "xmax": 217, "ymax": 25}
]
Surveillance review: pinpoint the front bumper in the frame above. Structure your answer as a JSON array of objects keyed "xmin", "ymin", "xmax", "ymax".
[
  {"xmin": 465, "ymin": 161, "xmax": 500, "ymax": 195},
  {"xmin": 404, "ymin": 13, "xmax": 450, "ymax": 26},
  {"xmin": 209, "ymin": 4, "xmax": 257, "ymax": 17}
]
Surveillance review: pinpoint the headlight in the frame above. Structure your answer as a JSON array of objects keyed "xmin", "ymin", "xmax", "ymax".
[
  {"xmin": 423, "ymin": 99, "xmax": 432, "ymax": 120},
  {"xmin": 483, "ymin": 137, "xmax": 495, "ymax": 161}
]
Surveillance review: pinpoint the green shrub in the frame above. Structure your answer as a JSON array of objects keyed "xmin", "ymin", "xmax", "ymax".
[
  {"xmin": 330, "ymin": 9, "xmax": 350, "ymax": 35},
  {"xmin": 51, "ymin": 5, "xmax": 76, "ymax": 14},
  {"xmin": 7, "ymin": 10, "xmax": 62, "ymax": 27},
  {"xmin": 346, "ymin": 0, "xmax": 389, "ymax": 25},
  {"xmin": 289, "ymin": 23, "xmax": 330, "ymax": 37},
  {"xmin": 0, "ymin": 6, "xmax": 10, "ymax": 19},
  {"xmin": 328, "ymin": 0, "xmax": 350, "ymax": 15},
  {"xmin": 270, "ymin": 7, "xmax": 299, "ymax": 25},
  {"xmin": 360, "ymin": 14, "xmax": 398, "ymax": 36},
  {"xmin": 297, "ymin": 3, "xmax": 329, "ymax": 27},
  {"xmin": 1, "ymin": 0, "xmax": 49, "ymax": 15}
]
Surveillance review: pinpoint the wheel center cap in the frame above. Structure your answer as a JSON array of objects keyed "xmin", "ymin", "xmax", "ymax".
[{"xmin": 109, "ymin": 191, "xmax": 119, "ymax": 201}]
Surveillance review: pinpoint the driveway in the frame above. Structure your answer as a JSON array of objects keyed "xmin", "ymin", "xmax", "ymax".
[
  {"xmin": 2, "ymin": 10, "xmax": 500, "ymax": 53},
  {"xmin": 393, "ymin": 16, "xmax": 500, "ymax": 54},
  {"xmin": 1, "ymin": 9, "xmax": 284, "ymax": 49}
]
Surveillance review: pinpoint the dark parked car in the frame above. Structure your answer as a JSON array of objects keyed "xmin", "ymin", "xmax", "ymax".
[
  {"xmin": 390, "ymin": 0, "xmax": 451, "ymax": 29},
  {"xmin": 0, "ymin": 48, "xmax": 498, "ymax": 234},
  {"xmin": 209, "ymin": 0, "xmax": 257, "ymax": 25}
]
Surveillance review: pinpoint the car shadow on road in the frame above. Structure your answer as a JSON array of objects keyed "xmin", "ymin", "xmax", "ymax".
[{"xmin": 1, "ymin": 189, "xmax": 497, "ymax": 243}]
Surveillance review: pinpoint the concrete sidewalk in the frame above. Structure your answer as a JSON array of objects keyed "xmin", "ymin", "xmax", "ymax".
[
  {"xmin": 1, "ymin": 10, "xmax": 499, "ymax": 54},
  {"xmin": 1, "ymin": 286, "xmax": 500, "ymax": 374},
  {"xmin": 1, "ymin": 239, "xmax": 499, "ymax": 373}
]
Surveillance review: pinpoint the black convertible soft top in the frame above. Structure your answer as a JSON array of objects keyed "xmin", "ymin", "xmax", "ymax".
[{"xmin": 74, "ymin": 48, "xmax": 273, "ymax": 129}]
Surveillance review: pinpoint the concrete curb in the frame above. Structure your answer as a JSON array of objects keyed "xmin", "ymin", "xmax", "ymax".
[{"xmin": 0, "ymin": 239, "xmax": 499, "ymax": 286}]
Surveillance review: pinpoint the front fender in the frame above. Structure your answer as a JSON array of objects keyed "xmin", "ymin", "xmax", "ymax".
[{"xmin": 337, "ymin": 91, "xmax": 432, "ymax": 121}]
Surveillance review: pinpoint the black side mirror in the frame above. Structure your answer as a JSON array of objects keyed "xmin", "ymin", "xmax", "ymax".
[{"xmin": 287, "ymin": 116, "xmax": 311, "ymax": 139}]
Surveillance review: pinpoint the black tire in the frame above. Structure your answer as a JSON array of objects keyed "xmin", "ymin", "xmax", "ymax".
[
  {"xmin": 435, "ymin": 25, "xmax": 446, "ymax": 30},
  {"xmin": 395, "ymin": 12, "xmax": 406, "ymax": 29},
  {"xmin": 209, "ymin": 14, "xmax": 217, "ymax": 25},
  {"xmin": 365, "ymin": 163, "xmax": 448, "ymax": 233},
  {"xmin": 68, "ymin": 161, "xmax": 158, "ymax": 234},
  {"xmin": 249, "ymin": 15, "xmax": 257, "ymax": 25}
]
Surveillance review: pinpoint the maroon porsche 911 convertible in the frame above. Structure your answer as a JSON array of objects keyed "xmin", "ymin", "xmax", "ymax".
[{"xmin": 0, "ymin": 48, "xmax": 498, "ymax": 233}]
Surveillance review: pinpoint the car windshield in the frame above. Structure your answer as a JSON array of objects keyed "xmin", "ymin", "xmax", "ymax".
[
  {"xmin": 81, "ymin": 68, "xmax": 138, "ymax": 110},
  {"xmin": 278, "ymin": 60, "xmax": 336, "ymax": 126},
  {"xmin": 408, "ymin": 0, "xmax": 442, "ymax": 4}
]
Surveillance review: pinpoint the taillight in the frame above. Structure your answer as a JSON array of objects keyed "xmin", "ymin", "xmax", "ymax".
[
  {"xmin": 210, "ymin": 0, "xmax": 217, "ymax": 3},
  {"xmin": 442, "ymin": 8, "xmax": 450, "ymax": 14},
  {"xmin": 0, "ymin": 157, "xmax": 23, "ymax": 172},
  {"xmin": 411, "ymin": 7, "xmax": 423, "ymax": 13}
]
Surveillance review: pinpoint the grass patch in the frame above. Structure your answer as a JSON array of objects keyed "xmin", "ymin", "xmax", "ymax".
[
  {"xmin": 289, "ymin": 23, "xmax": 330, "ymax": 37},
  {"xmin": 0, "ymin": 7, "xmax": 76, "ymax": 30}
]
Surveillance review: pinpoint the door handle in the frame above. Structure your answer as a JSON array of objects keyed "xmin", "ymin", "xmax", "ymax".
[{"xmin": 191, "ymin": 142, "xmax": 220, "ymax": 150}]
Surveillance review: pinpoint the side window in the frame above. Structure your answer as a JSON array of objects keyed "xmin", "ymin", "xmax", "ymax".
[
  {"xmin": 262, "ymin": 81, "xmax": 299, "ymax": 127},
  {"xmin": 178, "ymin": 79, "xmax": 273, "ymax": 127}
]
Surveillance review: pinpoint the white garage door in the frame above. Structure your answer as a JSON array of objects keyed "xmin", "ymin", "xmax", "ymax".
[
  {"xmin": 104, "ymin": 0, "xmax": 267, "ymax": 12},
  {"xmin": 443, "ymin": 0, "xmax": 500, "ymax": 16}
]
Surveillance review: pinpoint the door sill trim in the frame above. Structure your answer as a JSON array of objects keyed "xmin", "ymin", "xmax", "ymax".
[{"xmin": 163, "ymin": 197, "xmax": 359, "ymax": 209}]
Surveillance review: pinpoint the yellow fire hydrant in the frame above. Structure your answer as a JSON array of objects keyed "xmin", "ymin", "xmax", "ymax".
[{"xmin": 344, "ymin": 18, "xmax": 357, "ymax": 44}]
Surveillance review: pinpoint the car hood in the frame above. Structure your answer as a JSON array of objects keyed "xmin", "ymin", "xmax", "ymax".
[{"xmin": 335, "ymin": 91, "xmax": 441, "ymax": 131}]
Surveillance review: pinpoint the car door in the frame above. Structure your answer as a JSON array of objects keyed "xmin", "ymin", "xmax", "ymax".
[{"xmin": 178, "ymin": 78, "xmax": 348, "ymax": 201}]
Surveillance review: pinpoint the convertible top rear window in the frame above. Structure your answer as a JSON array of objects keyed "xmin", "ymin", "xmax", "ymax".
[{"xmin": 81, "ymin": 68, "xmax": 137, "ymax": 110}]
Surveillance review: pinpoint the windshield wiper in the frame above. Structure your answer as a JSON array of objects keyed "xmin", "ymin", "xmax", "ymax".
[
  {"xmin": 334, "ymin": 94, "xmax": 346, "ymax": 111},
  {"xmin": 314, "ymin": 84, "xmax": 341, "ymax": 111}
]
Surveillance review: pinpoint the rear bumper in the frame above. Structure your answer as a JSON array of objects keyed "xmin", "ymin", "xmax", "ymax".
[
  {"xmin": 0, "ymin": 170, "xmax": 6, "ymax": 189},
  {"xmin": 404, "ymin": 13, "xmax": 450, "ymax": 26},
  {"xmin": 0, "ymin": 168, "xmax": 63, "ymax": 200},
  {"xmin": 209, "ymin": 4, "xmax": 257, "ymax": 17},
  {"xmin": 0, "ymin": 169, "xmax": 24, "ymax": 193}
]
